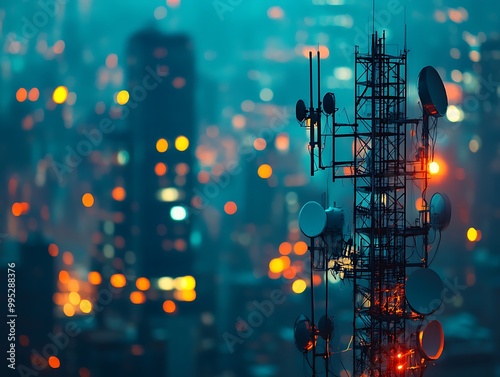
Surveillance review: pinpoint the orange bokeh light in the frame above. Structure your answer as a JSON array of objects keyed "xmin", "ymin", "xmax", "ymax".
[
  {"xmin": 88, "ymin": 271, "xmax": 102, "ymax": 285},
  {"xmin": 82, "ymin": 193, "xmax": 94, "ymax": 207},
  {"xmin": 48, "ymin": 243, "xmax": 59, "ymax": 257},
  {"xmin": 59, "ymin": 270, "xmax": 70, "ymax": 284},
  {"xmin": 155, "ymin": 162, "xmax": 167, "ymax": 176},
  {"xmin": 294, "ymin": 241, "xmax": 308, "ymax": 255},
  {"xmin": 163, "ymin": 300, "xmax": 176, "ymax": 313},
  {"xmin": 62, "ymin": 251, "xmax": 74, "ymax": 265},
  {"xmin": 48, "ymin": 356, "xmax": 60, "ymax": 369},
  {"xmin": 16, "ymin": 88, "xmax": 27, "ymax": 102},
  {"xmin": 28, "ymin": 88, "xmax": 40, "ymax": 101},
  {"xmin": 279, "ymin": 241, "xmax": 292, "ymax": 255},
  {"xmin": 130, "ymin": 291, "xmax": 146, "ymax": 304},
  {"xmin": 111, "ymin": 187, "xmax": 126, "ymax": 201},
  {"xmin": 224, "ymin": 201, "xmax": 237, "ymax": 215},
  {"xmin": 136, "ymin": 277, "xmax": 150, "ymax": 291},
  {"xmin": 110, "ymin": 273, "xmax": 126, "ymax": 288}
]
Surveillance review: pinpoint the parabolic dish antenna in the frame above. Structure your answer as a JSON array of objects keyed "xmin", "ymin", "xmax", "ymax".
[
  {"xmin": 323, "ymin": 92, "xmax": 335, "ymax": 115},
  {"xmin": 406, "ymin": 268, "xmax": 443, "ymax": 315},
  {"xmin": 299, "ymin": 201, "xmax": 327, "ymax": 238},
  {"xmin": 294, "ymin": 314, "xmax": 315, "ymax": 353},
  {"xmin": 296, "ymin": 99, "xmax": 307, "ymax": 122},
  {"xmin": 418, "ymin": 66, "xmax": 448, "ymax": 117},
  {"xmin": 430, "ymin": 192, "xmax": 452, "ymax": 231},
  {"xmin": 317, "ymin": 315, "xmax": 334, "ymax": 340},
  {"xmin": 418, "ymin": 320, "xmax": 445, "ymax": 360}
]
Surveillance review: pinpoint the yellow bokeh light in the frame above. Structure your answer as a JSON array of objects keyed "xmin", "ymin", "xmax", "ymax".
[
  {"xmin": 156, "ymin": 138, "xmax": 168, "ymax": 153},
  {"xmin": 258, "ymin": 164, "xmax": 273, "ymax": 179},
  {"xmin": 130, "ymin": 291, "xmax": 146, "ymax": 304},
  {"xmin": 82, "ymin": 193, "xmax": 94, "ymax": 208},
  {"xmin": 136, "ymin": 277, "xmax": 151, "ymax": 291},
  {"xmin": 174, "ymin": 289, "xmax": 196, "ymax": 302},
  {"xmin": 175, "ymin": 275, "xmax": 196, "ymax": 290},
  {"xmin": 467, "ymin": 227, "xmax": 478, "ymax": 242},
  {"xmin": 110, "ymin": 273, "xmax": 126, "ymax": 288},
  {"xmin": 63, "ymin": 303, "xmax": 75, "ymax": 317},
  {"xmin": 292, "ymin": 279, "xmax": 307, "ymax": 294},
  {"xmin": 116, "ymin": 90, "xmax": 130, "ymax": 105},
  {"xmin": 80, "ymin": 299, "xmax": 92, "ymax": 314},
  {"xmin": 269, "ymin": 258, "xmax": 284, "ymax": 273},
  {"xmin": 158, "ymin": 277, "xmax": 175, "ymax": 290},
  {"xmin": 429, "ymin": 161, "xmax": 440, "ymax": 175},
  {"xmin": 68, "ymin": 291, "xmax": 81, "ymax": 305},
  {"xmin": 52, "ymin": 86, "xmax": 68, "ymax": 104},
  {"xmin": 175, "ymin": 136, "xmax": 189, "ymax": 151},
  {"xmin": 88, "ymin": 271, "xmax": 102, "ymax": 285}
]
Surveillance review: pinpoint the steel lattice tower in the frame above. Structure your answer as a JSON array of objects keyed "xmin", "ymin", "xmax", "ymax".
[{"xmin": 294, "ymin": 29, "xmax": 450, "ymax": 377}]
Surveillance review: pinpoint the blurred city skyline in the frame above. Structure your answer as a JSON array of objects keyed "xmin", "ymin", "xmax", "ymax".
[{"xmin": 1, "ymin": 1, "xmax": 499, "ymax": 376}]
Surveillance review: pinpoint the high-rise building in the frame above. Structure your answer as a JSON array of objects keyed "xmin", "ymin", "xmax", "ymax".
[{"xmin": 126, "ymin": 28, "xmax": 195, "ymax": 279}]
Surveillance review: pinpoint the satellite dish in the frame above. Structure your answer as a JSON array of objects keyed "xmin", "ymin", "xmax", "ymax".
[
  {"xmin": 296, "ymin": 99, "xmax": 307, "ymax": 122},
  {"xmin": 323, "ymin": 92, "xmax": 336, "ymax": 115},
  {"xmin": 418, "ymin": 66, "xmax": 448, "ymax": 117},
  {"xmin": 406, "ymin": 268, "xmax": 443, "ymax": 315},
  {"xmin": 430, "ymin": 192, "xmax": 451, "ymax": 231},
  {"xmin": 317, "ymin": 315, "xmax": 334, "ymax": 340},
  {"xmin": 299, "ymin": 201, "xmax": 327, "ymax": 238},
  {"xmin": 418, "ymin": 320, "xmax": 445, "ymax": 360},
  {"xmin": 294, "ymin": 315, "xmax": 315, "ymax": 353}
]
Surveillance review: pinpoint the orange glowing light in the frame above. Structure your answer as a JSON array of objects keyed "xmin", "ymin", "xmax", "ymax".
[
  {"xmin": 254, "ymin": 138, "xmax": 267, "ymax": 151},
  {"xmin": 48, "ymin": 356, "xmax": 60, "ymax": 369},
  {"xmin": 155, "ymin": 162, "xmax": 167, "ymax": 176},
  {"xmin": 88, "ymin": 271, "xmax": 102, "ymax": 285},
  {"xmin": 279, "ymin": 241, "xmax": 292, "ymax": 255},
  {"xmin": 110, "ymin": 273, "xmax": 126, "ymax": 288},
  {"xmin": 62, "ymin": 251, "xmax": 74, "ymax": 265},
  {"xmin": 313, "ymin": 275, "xmax": 322, "ymax": 286},
  {"xmin": 257, "ymin": 164, "xmax": 273, "ymax": 179},
  {"xmin": 275, "ymin": 133, "xmax": 290, "ymax": 151},
  {"xmin": 429, "ymin": 161, "xmax": 440, "ymax": 175},
  {"xmin": 318, "ymin": 45, "xmax": 330, "ymax": 59},
  {"xmin": 63, "ymin": 303, "xmax": 75, "ymax": 317},
  {"xmin": 267, "ymin": 6, "xmax": 284, "ymax": 19},
  {"xmin": 279, "ymin": 256, "xmax": 291, "ymax": 269},
  {"xmin": 82, "ymin": 193, "xmax": 94, "ymax": 207},
  {"xmin": 294, "ymin": 241, "xmax": 308, "ymax": 255},
  {"xmin": 111, "ymin": 186, "xmax": 126, "ymax": 201},
  {"xmin": 163, "ymin": 300, "xmax": 176, "ymax": 313},
  {"xmin": 174, "ymin": 239, "xmax": 187, "ymax": 251},
  {"xmin": 16, "ymin": 88, "xmax": 27, "ymax": 102},
  {"xmin": 232, "ymin": 114, "xmax": 246, "ymax": 129},
  {"xmin": 59, "ymin": 270, "xmax": 70, "ymax": 284},
  {"xmin": 224, "ymin": 201, "xmax": 237, "ymax": 215},
  {"xmin": 48, "ymin": 243, "xmax": 59, "ymax": 257},
  {"xmin": 28, "ymin": 88, "xmax": 40, "ymax": 101},
  {"xmin": 283, "ymin": 267, "xmax": 297, "ymax": 279},
  {"xmin": 19, "ymin": 335, "xmax": 29, "ymax": 347},
  {"xmin": 156, "ymin": 138, "xmax": 168, "ymax": 153},
  {"xmin": 172, "ymin": 77, "xmax": 186, "ymax": 89},
  {"xmin": 130, "ymin": 291, "xmax": 146, "ymax": 304},
  {"xmin": 136, "ymin": 277, "xmax": 151, "ymax": 291},
  {"xmin": 68, "ymin": 279, "xmax": 80, "ymax": 292},
  {"xmin": 11, "ymin": 203, "xmax": 23, "ymax": 217}
]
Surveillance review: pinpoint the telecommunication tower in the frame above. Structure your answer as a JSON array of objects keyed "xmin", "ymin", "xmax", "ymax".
[{"xmin": 293, "ymin": 31, "xmax": 452, "ymax": 377}]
